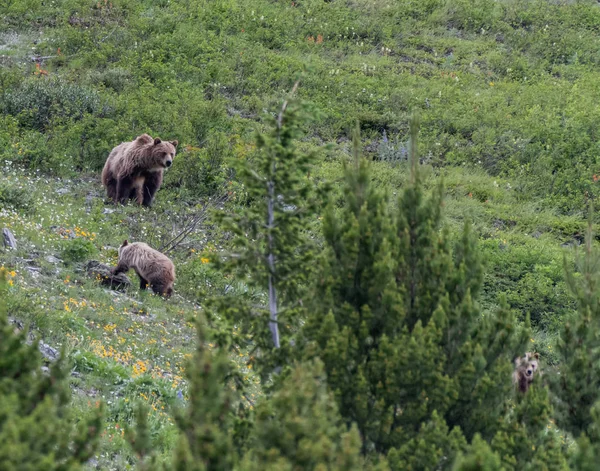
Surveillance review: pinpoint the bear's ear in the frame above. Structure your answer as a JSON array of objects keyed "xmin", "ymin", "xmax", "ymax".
[
  {"xmin": 533, "ymin": 352, "xmax": 539, "ymax": 360},
  {"xmin": 170, "ymin": 140, "xmax": 178, "ymax": 148},
  {"xmin": 154, "ymin": 138, "xmax": 162, "ymax": 145},
  {"xmin": 122, "ymin": 239, "xmax": 129, "ymax": 247}
]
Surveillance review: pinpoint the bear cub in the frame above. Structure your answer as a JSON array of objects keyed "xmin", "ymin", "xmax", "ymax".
[
  {"xmin": 513, "ymin": 352, "xmax": 540, "ymax": 393},
  {"xmin": 102, "ymin": 134, "xmax": 178, "ymax": 207},
  {"xmin": 112, "ymin": 240, "xmax": 176, "ymax": 297}
]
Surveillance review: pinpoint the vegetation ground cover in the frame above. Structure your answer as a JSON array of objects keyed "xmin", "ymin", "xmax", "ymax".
[{"xmin": 2, "ymin": 0, "xmax": 600, "ymax": 467}]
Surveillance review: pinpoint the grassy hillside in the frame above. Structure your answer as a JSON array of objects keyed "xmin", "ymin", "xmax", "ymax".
[{"xmin": 1, "ymin": 0, "xmax": 599, "ymax": 467}]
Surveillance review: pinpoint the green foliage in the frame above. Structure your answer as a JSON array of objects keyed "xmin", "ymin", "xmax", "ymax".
[
  {"xmin": 239, "ymin": 359, "xmax": 383, "ymax": 471},
  {"xmin": 0, "ymin": 267, "xmax": 104, "ymax": 470},
  {"xmin": 210, "ymin": 88, "xmax": 322, "ymax": 382},
  {"xmin": 166, "ymin": 131, "xmax": 230, "ymax": 198},
  {"xmin": 0, "ymin": 178, "xmax": 33, "ymax": 212},
  {"xmin": 550, "ymin": 214, "xmax": 600, "ymax": 440},
  {"xmin": 61, "ymin": 237, "xmax": 97, "ymax": 263},
  {"xmin": 126, "ymin": 403, "xmax": 160, "ymax": 471},
  {"xmin": 167, "ymin": 316, "xmax": 238, "ymax": 471},
  {"xmin": 301, "ymin": 120, "xmax": 532, "ymax": 467},
  {"xmin": 1, "ymin": 78, "xmax": 108, "ymax": 132},
  {"xmin": 491, "ymin": 385, "xmax": 567, "ymax": 470},
  {"xmin": 453, "ymin": 434, "xmax": 503, "ymax": 471}
]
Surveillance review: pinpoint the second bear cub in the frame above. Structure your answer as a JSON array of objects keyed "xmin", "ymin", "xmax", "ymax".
[
  {"xmin": 112, "ymin": 240, "xmax": 175, "ymax": 297},
  {"xmin": 513, "ymin": 352, "xmax": 540, "ymax": 393}
]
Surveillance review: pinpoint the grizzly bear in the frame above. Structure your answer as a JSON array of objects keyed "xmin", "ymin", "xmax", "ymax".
[
  {"xmin": 111, "ymin": 240, "xmax": 175, "ymax": 297},
  {"xmin": 101, "ymin": 134, "xmax": 178, "ymax": 207},
  {"xmin": 513, "ymin": 352, "xmax": 540, "ymax": 393}
]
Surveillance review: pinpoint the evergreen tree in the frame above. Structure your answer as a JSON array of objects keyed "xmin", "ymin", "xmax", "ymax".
[
  {"xmin": 551, "ymin": 212, "xmax": 600, "ymax": 440},
  {"xmin": 210, "ymin": 80, "xmax": 321, "ymax": 383},
  {"xmin": 156, "ymin": 319, "xmax": 382, "ymax": 471},
  {"xmin": 126, "ymin": 403, "xmax": 160, "ymax": 471},
  {"xmin": 301, "ymin": 117, "xmax": 530, "ymax": 467},
  {"xmin": 0, "ymin": 267, "xmax": 104, "ymax": 470},
  {"xmin": 453, "ymin": 434, "xmax": 503, "ymax": 471},
  {"xmin": 238, "ymin": 359, "xmax": 388, "ymax": 471},
  {"xmin": 491, "ymin": 384, "xmax": 567, "ymax": 470},
  {"xmin": 167, "ymin": 315, "xmax": 238, "ymax": 471}
]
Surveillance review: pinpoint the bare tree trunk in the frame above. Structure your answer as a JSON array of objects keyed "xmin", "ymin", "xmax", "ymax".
[
  {"xmin": 264, "ymin": 78, "xmax": 301, "ymax": 350},
  {"xmin": 266, "ymin": 179, "xmax": 280, "ymax": 348}
]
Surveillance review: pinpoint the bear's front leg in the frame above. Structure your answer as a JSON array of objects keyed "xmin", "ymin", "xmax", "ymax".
[
  {"xmin": 116, "ymin": 177, "xmax": 134, "ymax": 204},
  {"xmin": 142, "ymin": 171, "xmax": 163, "ymax": 207},
  {"xmin": 111, "ymin": 261, "xmax": 129, "ymax": 276},
  {"xmin": 105, "ymin": 177, "xmax": 118, "ymax": 202}
]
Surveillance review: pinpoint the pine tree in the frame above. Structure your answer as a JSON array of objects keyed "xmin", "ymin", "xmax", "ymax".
[
  {"xmin": 491, "ymin": 384, "xmax": 568, "ymax": 470},
  {"xmin": 453, "ymin": 434, "xmax": 503, "ymax": 471},
  {"xmin": 210, "ymin": 80, "xmax": 321, "ymax": 383},
  {"xmin": 126, "ymin": 403, "xmax": 160, "ymax": 471},
  {"xmin": 301, "ymin": 117, "xmax": 531, "ymax": 467},
  {"xmin": 550, "ymin": 211, "xmax": 600, "ymax": 440},
  {"xmin": 238, "ymin": 359, "xmax": 388, "ymax": 471},
  {"xmin": 167, "ymin": 315, "xmax": 238, "ymax": 471},
  {"xmin": 0, "ymin": 267, "xmax": 104, "ymax": 470}
]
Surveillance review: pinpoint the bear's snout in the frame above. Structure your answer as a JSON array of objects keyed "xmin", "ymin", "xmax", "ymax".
[
  {"xmin": 526, "ymin": 369, "xmax": 533, "ymax": 376},
  {"xmin": 165, "ymin": 160, "xmax": 172, "ymax": 168}
]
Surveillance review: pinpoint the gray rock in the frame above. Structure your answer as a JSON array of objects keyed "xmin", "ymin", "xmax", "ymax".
[
  {"xmin": 39, "ymin": 341, "xmax": 59, "ymax": 361},
  {"xmin": 45, "ymin": 255, "xmax": 62, "ymax": 264},
  {"xmin": 84, "ymin": 260, "xmax": 131, "ymax": 290},
  {"xmin": 26, "ymin": 266, "xmax": 42, "ymax": 277},
  {"xmin": 2, "ymin": 227, "xmax": 17, "ymax": 249}
]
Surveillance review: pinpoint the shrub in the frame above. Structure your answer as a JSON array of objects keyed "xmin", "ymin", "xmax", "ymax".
[
  {"xmin": 166, "ymin": 131, "xmax": 230, "ymax": 198},
  {"xmin": 61, "ymin": 238, "xmax": 97, "ymax": 263},
  {"xmin": 1, "ymin": 78, "xmax": 110, "ymax": 131},
  {"xmin": 0, "ymin": 179, "xmax": 34, "ymax": 212}
]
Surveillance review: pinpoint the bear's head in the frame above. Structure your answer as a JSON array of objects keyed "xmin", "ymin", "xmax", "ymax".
[
  {"xmin": 151, "ymin": 138, "xmax": 178, "ymax": 169},
  {"xmin": 515, "ymin": 352, "xmax": 539, "ymax": 379}
]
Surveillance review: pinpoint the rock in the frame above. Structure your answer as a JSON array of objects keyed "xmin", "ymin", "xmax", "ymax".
[
  {"xmin": 45, "ymin": 255, "xmax": 62, "ymax": 264},
  {"xmin": 26, "ymin": 266, "xmax": 42, "ymax": 277},
  {"xmin": 103, "ymin": 208, "xmax": 115, "ymax": 214},
  {"xmin": 84, "ymin": 260, "xmax": 131, "ymax": 290},
  {"xmin": 39, "ymin": 341, "xmax": 59, "ymax": 362},
  {"xmin": 2, "ymin": 227, "xmax": 17, "ymax": 249},
  {"xmin": 56, "ymin": 188, "xmax": 69, "ymax": 195}
]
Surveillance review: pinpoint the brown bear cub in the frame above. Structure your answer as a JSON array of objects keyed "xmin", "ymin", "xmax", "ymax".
[
  {"xmin": 111, "ymin": 240, "xmax": 175, "ymax": 297},
  {"xmin": 102, "ymin": 134, "xmax": 178, "ymax": 207},
  {"xmin": 513, "ymin": 352, "xmax": 540, "ymax": 393}
]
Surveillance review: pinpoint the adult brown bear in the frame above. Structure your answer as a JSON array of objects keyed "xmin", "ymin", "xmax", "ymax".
[{"xmin": 102, "ymin": 134, "xmax": 178, "ymax": 207}]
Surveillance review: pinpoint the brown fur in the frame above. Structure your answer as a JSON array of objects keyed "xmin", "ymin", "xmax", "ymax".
[
  {"xmin": 101, "ymin": 134, "xmax": 178, "ymax": 207},
  {"xmin": 111, "ymin": 240, "xmax": 175, "ymax": 297},
  {"xmin": 513, "ymin": 352, "xmax": 540, "ymax": 393}
]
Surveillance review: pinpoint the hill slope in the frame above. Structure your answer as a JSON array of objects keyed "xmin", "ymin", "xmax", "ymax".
[{"xmin": 2, "ymin": 0, "xmax": 599, "ymax": 466}]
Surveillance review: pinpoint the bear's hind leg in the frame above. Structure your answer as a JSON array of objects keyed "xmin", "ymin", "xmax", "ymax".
[
  {"xmin": 116, "ymin": 177, "xmax": 134, "ymax": 204},
  {"xmin": 138, "ymin": 274, "xmax": 149, "ymax": 290},
  {"xmin": 142, "ymin": 172, "xmax": 163, "ymax": 207}
]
